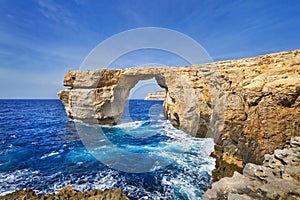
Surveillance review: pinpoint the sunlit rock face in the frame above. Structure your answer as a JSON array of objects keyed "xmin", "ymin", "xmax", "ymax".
[{"xmin": 58, "ymin": 49, "xmax": 300, "ymax": 178}]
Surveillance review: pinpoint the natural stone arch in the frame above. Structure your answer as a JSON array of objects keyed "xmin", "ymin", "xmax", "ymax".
[{"xmin": 59, "ymin": 67, "xmax": 213, "ymax": 137}]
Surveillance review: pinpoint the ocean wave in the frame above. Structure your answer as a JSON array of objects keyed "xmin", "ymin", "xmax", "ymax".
[
  {"xmin": 0, "ymin": 169, "xmax": 40, "ymax": 196},
  {"xmin": 0, "ymin": 100, "xmax": 215, "ymax": 199},
  {"xmin": 113, "ymin": 121, "xmax": 144, "ymax": 129},
  {"xmin": 40, "ymin": 151, "xmax": 60, "ymax": 159}
]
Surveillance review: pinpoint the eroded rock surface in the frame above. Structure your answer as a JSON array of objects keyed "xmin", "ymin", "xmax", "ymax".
[
  {"xmin": 204, "ymin": 137, "xmax": 300, "ymax": 200},
  {"xmin": 0, "ymin": 186, "xmax": 129, "ymax": 200},
  {"xmin": 58, "ymin": 49, "xmax": 300, "ymax": 178}
]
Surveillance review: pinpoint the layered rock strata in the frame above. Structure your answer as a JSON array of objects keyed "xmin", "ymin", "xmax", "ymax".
[
  {"xmin": 0, "ymin": 186, "xmax": 129, "ymax": 200},
  {"xmin": 144, "ymin": 90, "xmax": 166, "ymax": 100},
  {"xmin": 204, "ymin": 137, "xmax": 300, "ymax": 200},
  {"xmin": 58, "ymin": 49, "xmax": 300, "ymax": 179}
]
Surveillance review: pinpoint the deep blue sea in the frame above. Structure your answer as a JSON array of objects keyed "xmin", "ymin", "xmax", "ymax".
[{"xmin": 0, "ymin": 99, "xmax": 214, "ymax": 200}]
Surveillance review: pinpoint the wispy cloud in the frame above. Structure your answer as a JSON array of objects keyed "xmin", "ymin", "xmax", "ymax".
[{"xmin": 37, "ymin": 0, "xmax": 74, "ymax": 25}]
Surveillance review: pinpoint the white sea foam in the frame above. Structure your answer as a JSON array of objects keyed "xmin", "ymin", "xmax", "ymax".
[
  {"xmin": 0, "ymin": 169, "xmax": 40, "ymax": 196},
  {"xmin": 40, "ymin": 151, "xmax": 59, "ymax": 159},
  {"xmin": 10, "ymin": 134, "xmax": 17, "ymax": 139},
  {"xmin": 114, "ymin": 121, "xmax": 144, "ymax": 129},
  {"xmin": 1, "ymin": 119, "xmax": 215, "ymax": 199}
]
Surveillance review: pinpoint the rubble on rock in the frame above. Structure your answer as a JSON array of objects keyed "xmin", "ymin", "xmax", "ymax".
[
  {"xmin": 204, "ymin": 137, "xmax": 300, "ymax": 200},
  {"xmin": 0, "ymin": 186, "xmax": 129, "ymax": 200}
]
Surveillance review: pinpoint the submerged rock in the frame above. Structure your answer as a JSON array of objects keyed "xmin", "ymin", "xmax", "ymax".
[
  {"xmin": 0, "ymin": 186, "xmax": 129, "ymax": 200},
  {"xmin": 204, "ymin": 136, "xmax": 300, "ymax": 200}
]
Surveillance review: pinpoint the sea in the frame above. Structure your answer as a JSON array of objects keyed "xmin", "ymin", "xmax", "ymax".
[{"xmin": 0, "ymin": 99, "xmax": 215, "ymax": 200}]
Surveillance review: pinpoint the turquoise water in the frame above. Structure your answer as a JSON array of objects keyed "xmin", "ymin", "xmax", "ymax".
[{"xmin": 0, "ymin": 99, "xmax": 215, "ymax": 199}]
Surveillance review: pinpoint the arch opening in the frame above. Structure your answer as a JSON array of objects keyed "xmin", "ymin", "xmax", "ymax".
[{"xmin": 118, "ymin": 78, "xmax": 167, "ymax": 124}]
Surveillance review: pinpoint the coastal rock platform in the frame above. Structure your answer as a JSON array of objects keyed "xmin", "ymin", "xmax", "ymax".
[{"xmin": 204, "ymin": 137, "xmax": 300, "ymax": 200}]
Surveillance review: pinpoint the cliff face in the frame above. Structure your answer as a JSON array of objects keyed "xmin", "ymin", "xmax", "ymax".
[
  {"xmin": 144, "ymin": 90, "xmax": 166, "ymax": 100},
  {"xmin": 210, "ymin": 49, "xmax": 300, "ymax": 179},
  {"xmin": 58, "ymin": 49, "xmax": 300, "ymax": 178}
]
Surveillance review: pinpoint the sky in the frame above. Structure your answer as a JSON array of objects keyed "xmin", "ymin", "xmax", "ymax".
[{"xmin": 0, "ymin": 0, "xmax": 299, "ymax": 99}]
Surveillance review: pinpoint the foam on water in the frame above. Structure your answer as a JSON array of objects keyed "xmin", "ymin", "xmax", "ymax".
[
  {"xmin": 114, "ymin": 121, "xmax": 145, "ymax": 129},
  {"xmin": 0, "ymin": 99, "xmax": 215, "ymax": 199},
  {"xmin": 40, "ymin": 151, "xmax": 60, "ymax": 159}
]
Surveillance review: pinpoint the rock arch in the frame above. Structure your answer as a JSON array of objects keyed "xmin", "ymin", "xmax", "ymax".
[{"xmin": 58, "ymin": 67, "xmax": 214, "ymax": 137}]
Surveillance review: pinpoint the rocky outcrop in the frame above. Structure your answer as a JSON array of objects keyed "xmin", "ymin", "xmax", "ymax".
[
  {"xmin": 58, "ymin": 49, "xmax": 300, "ymax": 179},
  {"xmin": 204, "ymin": 137, "xmax": 300, "ymax": 200},
  {"xmin": 0, "ymin": 186, "xmax": 129, "ymax": 200},
  {"xmin": 144, "ymin": 90, "xmax": 166, "ymax": 100}
]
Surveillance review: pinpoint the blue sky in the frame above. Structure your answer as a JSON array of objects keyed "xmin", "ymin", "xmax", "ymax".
[{"xmin": 0, "ymin": 0, "xmax": 299, "ymax": 99}]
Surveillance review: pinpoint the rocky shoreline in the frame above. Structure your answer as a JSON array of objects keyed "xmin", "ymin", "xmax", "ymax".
[
  {"xmin": 0, "ymin": 187, "xmax": 129, "ymax": 200},
  {"xmin": 2, "ymin": 136, "xmax": 299, "ymax": 199},
  {"xmin": 204, "ymin": 136, "xmax": 300, "ymax": 199}
]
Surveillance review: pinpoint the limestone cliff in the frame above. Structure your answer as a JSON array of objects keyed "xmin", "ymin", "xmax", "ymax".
[
  {"xmin": 144, "ymin": 90, "xmax": 166, "ymax": 100},
  {"xmin": 204, "ymin": 137, "xmax": 300, "ymax": 199},
  {"xmin": 58, "ymin": 49, "xmax": 300, "ymax": 179}
]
